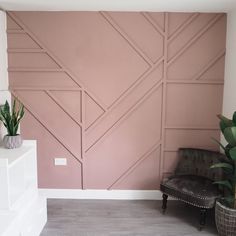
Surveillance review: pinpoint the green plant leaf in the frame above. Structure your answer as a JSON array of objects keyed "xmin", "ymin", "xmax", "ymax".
[
  {"xmin": 210, "ymin": 163, "xmax": 233, "ymax": 171},
  {"xmin": 12, "ymin": 99, "xmax": 16, "ymax": 118},
  {"xmin": 223, "ymin": 127, "xmax": 236, "ymax": 146},
  {"xmin": 0, "ymin": 99, "xmax": 24, "ymax": 136},
  {"xmin": 18, "ymin": 103, "xmax": 24, "ymax": 120},
  {"xmin": 214, "ymin": 180, "xmax": 233, "ymax": 192},
  {"xmin": 233, "ymin": 111, "xmax": 236, "ymax": 125},
  {"xmin": 218, "ymin": 114, "xmax": 234, "ymax": 132},
  {"xmin": 3, "ymin": 100, "xmax": 10, "ymax": 115},
  {"xmin": 229, "ymin": 147, "xmax": 236, "ymax": 161}
]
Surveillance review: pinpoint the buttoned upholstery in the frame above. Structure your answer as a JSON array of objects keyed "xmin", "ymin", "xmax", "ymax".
[{"xmin": 160, "ymin": 148, "xmax": 225, "ymax": 209}]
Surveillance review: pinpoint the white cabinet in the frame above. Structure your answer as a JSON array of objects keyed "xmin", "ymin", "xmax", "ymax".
[{"xmin": 0, "ymin": 140, "xmax": 47, "ymax": 236}]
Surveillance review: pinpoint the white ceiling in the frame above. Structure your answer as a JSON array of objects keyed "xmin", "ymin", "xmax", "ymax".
[{"xmin": 0, "ymin": 0, "xmax": 236, "ymax": 12}]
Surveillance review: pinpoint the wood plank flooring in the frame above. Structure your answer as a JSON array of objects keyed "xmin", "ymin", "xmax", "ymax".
[{"xmin": 40, "ymin": 200, "xmax": 218, "ymax": 236}]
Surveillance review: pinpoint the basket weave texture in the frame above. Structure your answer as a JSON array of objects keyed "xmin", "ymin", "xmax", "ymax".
[{"xmin": 215, "ymin": 201, "xmax": 236, "ymax": 236}]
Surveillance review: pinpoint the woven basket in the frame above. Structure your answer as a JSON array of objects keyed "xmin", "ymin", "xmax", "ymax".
[{"xmin": 215, "ymin": 201, "xmax": 236, "ymax": 236}]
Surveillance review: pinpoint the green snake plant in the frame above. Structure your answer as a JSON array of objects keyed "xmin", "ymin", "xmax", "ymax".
[
  {"xmin": 211, "ymin": 112, "xmax": 236, "ymax": 209},
  {"xmin": 0, "ymin": 99, "xmax": 24, "ymax": 136}
]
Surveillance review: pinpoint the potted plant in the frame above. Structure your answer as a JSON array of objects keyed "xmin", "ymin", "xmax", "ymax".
[
  {"xmin": 210, "ymin": 112, "xmax": 236, "ymax": 235},
  {"xmin": 0, "ymin": 99, "xmax": 24, "ymax": 149}
]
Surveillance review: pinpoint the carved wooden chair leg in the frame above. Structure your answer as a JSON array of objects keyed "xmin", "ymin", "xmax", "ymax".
[
  {"xmin": 162, "ymin": 194, "xmax": 168, "ymax": 214},
  {"xmin": 199, "ymin": 208, "xmax": 207, "ymax": 230}
]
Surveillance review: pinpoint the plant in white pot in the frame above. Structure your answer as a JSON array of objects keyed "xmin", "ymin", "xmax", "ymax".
[
  {"xmin": 210, "ymin": 112, "xmax": 236, "ymax": 236},
  {"xmin": 0, "ymin": 99, "xmax": 24, "ymax": 149}
]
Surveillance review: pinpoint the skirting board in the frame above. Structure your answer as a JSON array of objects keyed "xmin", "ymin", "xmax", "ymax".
[{"xmin": 39, "ymin": 189, "xmax": 173, "ymax": 200}]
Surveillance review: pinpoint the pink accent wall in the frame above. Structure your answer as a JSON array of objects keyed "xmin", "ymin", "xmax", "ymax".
[{"xmin": 7, "ymin": 12, "xmax": 226, "ymax": 189}]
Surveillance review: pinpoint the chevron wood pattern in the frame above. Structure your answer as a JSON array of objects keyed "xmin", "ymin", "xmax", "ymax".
[{"xmin": 7, "ymin": 12, "xmax": 226, "ymax": 190}]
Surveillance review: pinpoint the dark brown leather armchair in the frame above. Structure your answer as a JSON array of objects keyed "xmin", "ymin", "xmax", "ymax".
[{"xmin": 160, "ymin": 148, "xmax": 225, "ymax": 230}]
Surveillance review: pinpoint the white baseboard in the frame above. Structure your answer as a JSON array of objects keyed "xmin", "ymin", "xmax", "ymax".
[{"xmin": 39, "ymin": 189, "xmax": 167, "ymax": 200}]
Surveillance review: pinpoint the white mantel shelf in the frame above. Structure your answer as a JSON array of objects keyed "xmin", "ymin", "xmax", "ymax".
[{"xmin": 0, "ymin": 144, "xmax": 34, "ymax": 167}]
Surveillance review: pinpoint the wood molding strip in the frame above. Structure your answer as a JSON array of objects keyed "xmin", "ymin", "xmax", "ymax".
[
  {"xmin": 7, "ymin": 12, "xmax": 108, "ymax": 112},
  {"xmin": 85, "ymin": 80, "xmax": 163, "ymax": 153},
  {"xmin": 11, "ymin": 90, "xmax": 83, "ymax": 164},
  {"xmin": 168, "ymin": 13, "xmax": 200, "ymax": 42},
  {"xmin": 7, "ymin": 29, "xmax": 25, "ymax": 34},
  {"xmin": 107, "ymin": 56, "xmax": 164, "ymax": 110},
  {"xmin": 10, "ymin": 87, "xmax": 82, "ymax": 91},
  {"xmin": 108, "ymin": 141, "xmax": 161, "ymax": 189},
  {"xmin": 167, "ymin": 14, "xmax": 223, "ymax": 66},
  {"xmin": 8, "ymin": 49, "xmax": 46, "ymax": 53},
  {"xmin": 166, "ymin": 80, "xmax": 224, "ymax": 85},
  {"xmin": 165, "ymin": 126, "xmax": 219, "ymax": 130},
  {"xmin": 45, "ymin": 90, "xmax": 83, "ymax": 128},
  {"xmin": 81, "ymin": 90, "xmax": 85, "ymax": 189},
  {"xmin": 141, "ymin": 12, "xmax": 165, "ymax": 37},
  {"xmin": 85, "ymin": 57, "xmax": 164, "ymax": 132},
  {"xmin": 159, "ymin": 12, "xmax": 168, "ymax": 182},
  {"xmin": 193, "ymin": 49, "xmax": 225, "ymax": 80},
  {"xmin": 81, "ymin": 90, "xmax": 86, "ymax": 159},
  {"xmin": 8, "ymin": 68, "xmax": 64, "ymax": 72},
  {"xmin": 100, "ymin": 11, "xmax": 153, "ymax": 66}
]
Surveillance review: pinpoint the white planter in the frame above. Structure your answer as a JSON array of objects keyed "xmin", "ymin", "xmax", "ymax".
[{"xmin": 3, "ymin": 135, "xmax": 23, "ymax": 149}]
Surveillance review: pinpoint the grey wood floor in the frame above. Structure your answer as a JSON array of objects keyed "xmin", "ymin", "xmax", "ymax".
[{"xmin": 40, "ymin": 199, "xmax": 218, "ymax": 236}]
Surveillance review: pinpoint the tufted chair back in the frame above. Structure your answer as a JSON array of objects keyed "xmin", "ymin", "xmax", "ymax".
[{"xmin": 175, "ymin": 148, "xmax": 226, "ymax": 182}]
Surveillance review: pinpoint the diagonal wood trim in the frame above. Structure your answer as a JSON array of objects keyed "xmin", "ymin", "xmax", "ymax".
[
  {"xmin": 168, "ymin": 13, "xmax": 200, "ymax": 42},
  {"xmin": 141, "ymin": 12, "xmax": 165, "ymax": 37},
  {"xmin": 100, "ymin": 11, "xmax": 154, "ymax": 66},
  {"xmin": 193, "ymin": 49, "xmax": 225, "ymax": 80},
  {"xmin": 159, "ymin": 12, "xmax": 168, "ymax": 184},
  {"xmin": 46, "ymin": 90, "xmax": 82, "ymax": 128},
  {"xmin": 108, "ymin": 141, "xmax": 161, "ymax": 189},
  {"xmin": 85, "ymin": 80, "xmax": 163, "ymax": 153},
  {"xmin": 85, "ymin": 57, "xmax": 164, "ymax": 132},
  {"xmin": 8, "ymin": 12, "xmax": 108, "ymax": 112},
  {"xmin": 84, "ymin": 106, "xmax": 105, "ymax": 131},
  {"xmin": 85, "ymin": 91, "xmax": 107, "ymax": 113},
  {"xmin": 11, "ymin": 90, "xmax": 83, "ymax": 164},
  {"xmin": 7, "ymin": 13, "xmax": 23, "ymax": 29},
  {"xmin": 107, "ymin": 61, "xmax": 159, "ymax": 110},
  {"xmin": 167, "ymin": 14, "xmax": 224, "ymax": 66}
]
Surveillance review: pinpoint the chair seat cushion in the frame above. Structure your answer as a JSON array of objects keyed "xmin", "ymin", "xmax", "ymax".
[{"xmin": 160, "ymin": 175, "xmax": 222, "ymax": 208}]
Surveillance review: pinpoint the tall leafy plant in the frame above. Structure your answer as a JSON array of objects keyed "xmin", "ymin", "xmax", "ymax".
[
  {"xmin": 0, "ymin": 99, "xmax": 24, "ymax": 136},
  {"xmin": 211, "ymin": 112, "xmax": 236, "ymax": 209}
]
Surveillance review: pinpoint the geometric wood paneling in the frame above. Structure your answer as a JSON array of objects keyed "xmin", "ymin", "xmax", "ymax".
[
  {"xmin": 50, "ymin": 90, "xmax": 82, "ymax": 123},
  {"xmin": 8, "ymin": 33, "xmax": 40, "ymax": 49},
  {"xmin": 22, "ymin": 110, "xmax": 82, "ymax": 189},
  {"xmin": 7, "ymin": 12, "xmax": 226, "ymax": 189},
  {"xmin": 108, "ymin": 12, "xmax": 164, "ymax": 62},
  {"xmin": 8, "ymin": 52, "xmax": 60, "ymax": 68},
  {"xmin": 9, "ymin": 71, "xmax": 78, "ymax": 87},
  {"xmin": 84, "ymin": 86, "xmax": 162, "ymax": 189}
]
